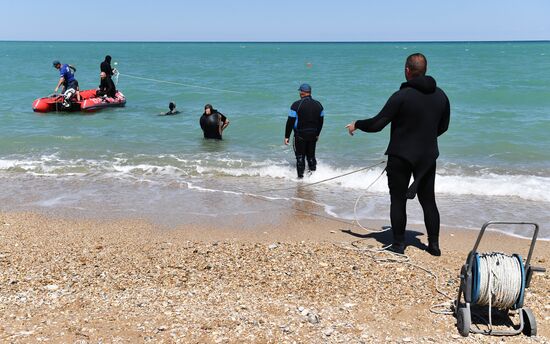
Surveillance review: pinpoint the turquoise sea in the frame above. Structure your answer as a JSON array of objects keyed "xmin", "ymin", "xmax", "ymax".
[{"xmin": 0, "ymin": 41, "xmax": 549, "ymax": 238}]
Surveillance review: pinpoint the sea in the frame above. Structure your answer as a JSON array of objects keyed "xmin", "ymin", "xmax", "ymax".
[{"xmin": 0, "ymin": 41, "xmax": 548, "ymax": 239}]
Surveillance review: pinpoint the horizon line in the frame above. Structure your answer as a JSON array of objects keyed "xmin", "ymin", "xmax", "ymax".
[{"xmin": 1, "ymin": 39, "xmax": 549, "ymax": 44}]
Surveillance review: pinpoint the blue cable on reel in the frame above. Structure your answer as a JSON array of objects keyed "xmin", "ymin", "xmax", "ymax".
[
  {"xmin": 471, "ymin": 253, "xmax": 481, "ymax": 304},
  {"xmin": 513, "ymin": 254, "xmax": 526, "ymax": 310}
]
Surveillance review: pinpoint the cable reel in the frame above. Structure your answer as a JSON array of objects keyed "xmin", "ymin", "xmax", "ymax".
[{"xmin": 455, "ymin": 221, "xmax": 545, "ymax": 337}]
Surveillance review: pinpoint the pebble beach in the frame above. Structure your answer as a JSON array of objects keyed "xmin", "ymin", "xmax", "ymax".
[{"xmin": 1, "ymin": 211, "xmax": 548, "ymax": 343}]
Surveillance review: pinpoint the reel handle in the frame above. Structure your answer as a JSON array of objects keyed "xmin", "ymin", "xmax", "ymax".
[
  {"xmin": 471, "ymin": 221, "xmax": 539, "ymax": 269},
  {"xmin": 525, "ymin": 266, "xmax": 546, "ymax": 288}
]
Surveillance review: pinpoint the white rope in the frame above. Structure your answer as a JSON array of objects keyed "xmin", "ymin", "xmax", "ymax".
[
  {"xmin": 113, "ymin": 71, "xmax": 120, "ymax": 86},
  {"xmin": 256, "ymin": 161, "xmax": 386, "ymax": 194},
  {"xmin": 118, "ymin": 73, "xmax": 245, "ymax": 94},
  {"xmin": 477, "ymin": 252, "xmax": 522, "ymax": 310},
  {"xmin": 352, "ymin": 167, "xmax": 390, "ymax": 233},
  {"xmin": 334, "ymin": 240, "xmax": 456, "ymax": 314},
  {"xmin": 333, "ymin": 164, "xmax": 459, "ymax": 314}
]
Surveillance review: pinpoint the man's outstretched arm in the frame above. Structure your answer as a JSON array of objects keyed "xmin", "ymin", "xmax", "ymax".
[{"xmin": 346, "ymin": 92, "xmax": 402, "ymax": 135}]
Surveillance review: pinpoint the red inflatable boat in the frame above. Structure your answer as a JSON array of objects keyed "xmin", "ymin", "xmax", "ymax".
[{"xmin": 32, "ymin": 89, "xmax": 126, "ymax": 113}]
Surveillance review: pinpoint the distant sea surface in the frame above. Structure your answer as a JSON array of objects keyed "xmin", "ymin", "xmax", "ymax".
[{"xmin": 0, "ymin": 41, "xmax": 549, "ymax": 239}]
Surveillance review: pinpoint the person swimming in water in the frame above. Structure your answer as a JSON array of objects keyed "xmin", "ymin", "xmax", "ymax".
[
  {"xmin": 160, "ymin": 102, "xmax": 180, "ymax": 116},
  {"xmin": 199, "ymin": 104, "xmax": 229, "ymax": 139}
]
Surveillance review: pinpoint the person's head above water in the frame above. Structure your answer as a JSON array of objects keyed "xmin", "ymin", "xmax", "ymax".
[
  {"xmin": 169, "ymin": 102, "xmax": 176, "ymax": 111},
  {"xmin": 204, "ymin": 104, "xmax": 214, "ymax": 115},
  {"xmin": 52, "ymin": 60, "xmax": 61, "ymax": 69},
  {"xmin": 405, "ymin": 53, "xmax": 427, "ymax": 81},
  {"xmin": 105, "ymin": 55, "xmax": 112, "ymax": 63},
  {"xmin": 100, "ymin": 71, "xmax": 107, "ymax": 79},
  {"xmin": 298, "ymin": 83, "xmax": 311, "ymax": 98}
]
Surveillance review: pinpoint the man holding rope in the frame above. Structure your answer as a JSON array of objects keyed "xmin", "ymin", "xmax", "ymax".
[{"xmin": 346, "ymin": 53, "xmax": 450, "ymax": 256}]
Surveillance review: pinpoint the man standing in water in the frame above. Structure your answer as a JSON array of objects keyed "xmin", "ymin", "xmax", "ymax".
[
  {"xmin": 346, "ymin": 53, "xmax": 450, "ymax": 256},
  {"xmin": 284, "ymin": 84, "xmax": 324, "ymax": 179},
  {"xmin": 200, "ymin": 104, "xmax": 229, "ymax": 140}
]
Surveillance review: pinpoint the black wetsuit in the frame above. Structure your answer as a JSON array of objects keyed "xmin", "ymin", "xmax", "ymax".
[
  {"xmin": 355, "ymin": 75, "xmax": 450, "ymax": 246},
  {"xmin": 96, "ymin": 77, "xmax": 117, "ymax": 98},
  {"xmin": 200, "ymin": 111, "xmax": 227, "ymax": 140},
  {"xmin": 162, "ymin": 110, "xmax": 180, "ymax": 116},
  {"xmin": 285, "ymin": 96, "xmax": 324, "ymax": 178},
  {"xmin": 100, "ymin": 60, "xmax": 114, "ymax": 77}
]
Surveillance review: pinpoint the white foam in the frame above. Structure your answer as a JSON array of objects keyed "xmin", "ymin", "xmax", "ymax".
[
  {"xmin": 1, "ymin": 155, "xmax": 550, "ymax": 203},
  {"xmin": 204, "ymin": 162, "xmax": 550, "ymax": 203},
  {"xmin": 436, "ymin": 173, "xmax": 550, "ymax": 202},
  {"xmin": 54, "ymin": 136, "xmax": 81, "ymax": 140}
]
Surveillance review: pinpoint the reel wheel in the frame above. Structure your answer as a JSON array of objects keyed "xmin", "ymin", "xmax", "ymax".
[
  {"xmin": 457, "ymin": 306, "xmax": 471, "ymax": 337},
  {"xmin": 522, "ymin": 307, "xmax": 537, "ymax": 337}
]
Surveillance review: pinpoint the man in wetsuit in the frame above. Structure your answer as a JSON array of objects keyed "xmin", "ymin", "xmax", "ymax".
[
  {"xmin": 200, "ymin": 104, "xmax": 229, "ymax": 140},
  {"xmin": 100, "ymin": 55, "xmax": 116, "ymax": 78},
  {"xmin": 284, "ymin": 84, "xmax": 324, "ymax": 179},
  {"xmin": 53, "ymin": 60, "xmax": 80, "ymax": 105},
  {"xmin": 161, "ymin": 102, "xmax": 180, "ymax": 116},
  {"xmin": 96, "ymin": 72, "xmax": 117, "ymax": 98},
  {"xmin": 346, "ymin": 53, "xmax": 450, "ymax": 256}
]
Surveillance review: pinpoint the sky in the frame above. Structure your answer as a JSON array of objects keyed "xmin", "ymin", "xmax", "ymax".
[{"xmin": 1, "ymin": 0, "xmax": 549, "ymax": 41}]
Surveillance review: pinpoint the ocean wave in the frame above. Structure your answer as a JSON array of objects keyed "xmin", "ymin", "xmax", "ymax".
[
  {"xmin": 203, "ymin": 162, "xmax": 550, "ymax": 202},
  {"xmin": 1, "ymin": 155, "xmax": 549, "ymax": 203}
]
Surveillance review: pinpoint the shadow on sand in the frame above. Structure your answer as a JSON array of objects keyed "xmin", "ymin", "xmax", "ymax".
[{"xmin": 341, "ymin": 226, "xmax": 429, "ymax": 252}]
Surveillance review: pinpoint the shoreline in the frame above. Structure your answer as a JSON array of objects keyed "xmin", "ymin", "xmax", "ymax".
[
  {"xmin": 1, "ymin": 211, "xmax": 548, "ymax": 342},
  {"xmin": 1, "ymin": 171, "xmax": 549, "ymax": 241}
]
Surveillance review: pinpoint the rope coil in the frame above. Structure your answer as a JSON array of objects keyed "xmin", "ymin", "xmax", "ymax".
[{"xmin": 476, "ymin": 252, "xmax": 523, "ymax": 310}]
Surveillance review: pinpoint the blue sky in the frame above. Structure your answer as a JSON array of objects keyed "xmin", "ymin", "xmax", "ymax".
[{"xmin": 2, "ymin": 0, "xmax": 548, "ymax": 41}]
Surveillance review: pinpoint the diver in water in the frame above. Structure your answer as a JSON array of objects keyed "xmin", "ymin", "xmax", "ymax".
[
  {"xmin": 199, "ymin": 104, "xmax": 229, "ymax": 139},
  {"xmin": 53, "ymin": 60, "xmax": 81, "ymax": 107},
  {"xmin": 160, "ymin": 102, "xmax": 180, "ymax": 116}
]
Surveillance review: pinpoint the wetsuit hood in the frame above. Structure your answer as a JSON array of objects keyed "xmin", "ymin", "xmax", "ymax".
[{"xmin": 400, "ymin": 75, "xmax": 437, "ymax": 94}]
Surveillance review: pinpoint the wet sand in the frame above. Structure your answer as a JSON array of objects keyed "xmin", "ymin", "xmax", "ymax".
[{"xmin": 0, "ymin": 211, "xmax": 548, "ymax": 343}]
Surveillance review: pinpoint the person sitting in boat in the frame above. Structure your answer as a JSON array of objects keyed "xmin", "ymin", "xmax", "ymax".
[
  {"xmin": 100, "ymin": 55, "xmax": 117, "ymax": 78},
  {"xmin": 53, "ymin": 60, "xmax": 80, "ymax": 107},
  {"xmin": 161, "ymin": 102, "xmax": 180, "ymax": 116},
  {"xmin": 96, "ymin": 72, "xmax": 117, "ymax": 98},
  {"xmin": 199, "ymin": 104, "xmax": 229, "ymax": 140}
]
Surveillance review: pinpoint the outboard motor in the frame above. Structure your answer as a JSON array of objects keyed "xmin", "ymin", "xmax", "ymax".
[{"xmin": 62, "ymin": 88, "xmax": 76, "ymax": 108}]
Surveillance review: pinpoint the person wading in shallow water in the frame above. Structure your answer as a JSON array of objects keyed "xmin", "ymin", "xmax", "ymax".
[
  {"xmin": 200, "ymin": 104, "xmax": 229, "ymax": 140},
  {"xmin": 346, "ymin": 53, "xmax": 450, "ymax": 256},
  {"xmin": 284, "ymin": 83, "xmax": 324, "ymax": 179}
]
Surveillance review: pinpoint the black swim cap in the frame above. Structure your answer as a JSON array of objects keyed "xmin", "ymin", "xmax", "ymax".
[
  {"xmin": 105, "ymin": 55, "xmax": 112, "ymax": 63},
  {"xmin": 169, "ymin": 102, "xmax": 176, "ymax": 111}
]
